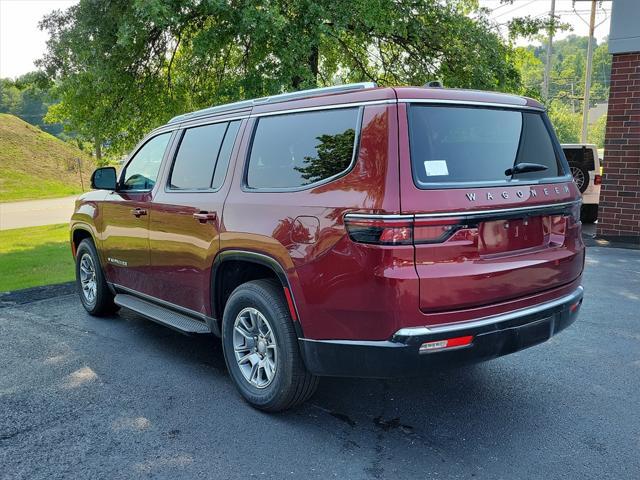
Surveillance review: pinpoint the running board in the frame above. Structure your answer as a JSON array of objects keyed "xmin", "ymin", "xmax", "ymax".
[{"xmin": 114, "ymin": 294, "xmax": 211, "ymax": 334}]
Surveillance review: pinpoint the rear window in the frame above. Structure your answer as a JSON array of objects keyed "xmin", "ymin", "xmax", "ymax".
[
  {"xmin": 246, "ymin": 108, "xmax": 359, "ymax": 189},
  {"xmin": 563, "ymin": 147, "xmax": 596, "ymax": 171},
  {"xmin": 408, "ymin": 105, "xmax": 564, "ymax": 188}
]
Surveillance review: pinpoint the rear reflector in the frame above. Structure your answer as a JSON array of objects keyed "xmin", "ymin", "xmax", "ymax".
[
  {"xmin": 419, "ymin": 335, "xmax": 474, "ymax": 354},
  {"xmin": 569, "ymin": 299, "xmax": 582, "ymax": 313},
  {"xmin": 594, "ymin": 175, "xmax": 602, "ymax": 186},
  {"xmin": 283, "ymin": 287, "xmax": 298, "ymax": 321}
]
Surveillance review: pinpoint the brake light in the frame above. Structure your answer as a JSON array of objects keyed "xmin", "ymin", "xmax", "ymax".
[
  {"xmin": 344, "ymin": 215, "xmax": 465, "ymax": 245},
  {"xmin": 344, "ymin": 217, "xmax": 413, "ymax": 245},
  {"xmin": 594, "ymin": 174, "xmax": 602, "ymax": 186},
  {"xmin": 413, "ymin": 217, "xmax": 465, "ymax": 244}
]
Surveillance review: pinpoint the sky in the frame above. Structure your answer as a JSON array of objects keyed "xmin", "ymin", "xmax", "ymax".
[
  {"xmin": 0, "ymin": 0, "xmax": 612, "ymax": 80},
  {"xmin": 0, "ymin": 0, "xmax": 78, "ymax": 78},
  {"xmin": 479, "ymin": 0, "xmax": 612, "ymax": 46}
]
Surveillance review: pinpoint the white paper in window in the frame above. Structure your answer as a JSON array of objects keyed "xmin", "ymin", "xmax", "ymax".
[{"xmin": 424, "ymin": 160, "xmax": 449, "ymax": 176}]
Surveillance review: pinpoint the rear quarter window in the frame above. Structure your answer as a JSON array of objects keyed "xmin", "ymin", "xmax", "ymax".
[
  {"xmin": 408, "ymin": 105, "xmax": 565, "ymax": 188},
  {"xmin": 246, "ymin": 108, "xmax": 360, "ymax": 190}
]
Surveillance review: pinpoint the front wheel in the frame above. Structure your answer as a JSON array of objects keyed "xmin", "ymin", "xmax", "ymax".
[
  {"xmin": 222, "ymin": 279, "xmax": 318, "ymax": 411},
  {"xmin": 75, "ymin": 239, "xmax": 117, "ymax": 316}
]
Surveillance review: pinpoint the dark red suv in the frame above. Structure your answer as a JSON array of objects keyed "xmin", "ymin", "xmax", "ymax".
[{"xmin": 71, "ymin": 83, "xmax": 585, "ymax": 411}]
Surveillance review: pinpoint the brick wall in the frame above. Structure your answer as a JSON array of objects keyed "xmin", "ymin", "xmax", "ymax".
[{"xmin": 596, "ymin": 52, "xmax": 640, "ymax": 243}]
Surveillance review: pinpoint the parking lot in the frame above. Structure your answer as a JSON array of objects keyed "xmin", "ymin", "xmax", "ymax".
[{"xmin": 1, "ymin": 245, "xmax": 639, "ymax": 480}]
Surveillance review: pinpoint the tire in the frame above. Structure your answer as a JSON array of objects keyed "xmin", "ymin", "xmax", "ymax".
[
  {"xmin": 570, "ymin": 163, "xmax": 590, "ymax": 193},
  {"xmin": 581, "ymin": 204, "xmax": 599, "ymax": 224},
  {"xmin": 221, "ymin": 279, "xmax": 318, "ymax": 412},
  {"xmin": 75, "ymin": 238, "xmax": 118, "ymax": 316}
]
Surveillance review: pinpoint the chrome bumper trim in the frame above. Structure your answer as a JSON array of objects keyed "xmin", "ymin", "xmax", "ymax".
[{"xmin": 394, "ymin": 286, "xmax": 584, "ymax": 338}]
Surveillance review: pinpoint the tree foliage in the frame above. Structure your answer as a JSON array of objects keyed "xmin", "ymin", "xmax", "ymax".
[
  {"xmin": 516, "ymin": 35, "xmax": 611, "ymax": 147},
  {"xmin": 38, "ymin": 0, "xmax": 522, "ymax": 156},
  {"xmin": 0, "ymin": 72, "xmax": 63, "ymax": 137}
]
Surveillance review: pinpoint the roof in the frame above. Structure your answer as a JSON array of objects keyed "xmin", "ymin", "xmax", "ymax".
[{"xmin": 166, "ymin": 83, "xmax": 543, "ymax": 126}]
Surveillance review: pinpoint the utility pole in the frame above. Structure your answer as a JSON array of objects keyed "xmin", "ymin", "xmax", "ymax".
[
  {"xmin": 581, "ymin": 0, "xmax": 597, "ymax": 143},
  {"xmin": 543, "ymin": 0, "xmax": 556, "ymax": 103}
]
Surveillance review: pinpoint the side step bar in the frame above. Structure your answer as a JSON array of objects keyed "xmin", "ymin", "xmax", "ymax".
[{"xmin": 114, "ymin": 294, "xmax": 211, "ymax": 334}]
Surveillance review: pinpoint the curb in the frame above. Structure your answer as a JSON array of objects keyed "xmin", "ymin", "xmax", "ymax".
[
  {"xmin": 582, "ymin": 233, "xmax": 640, "ymax": 250},
  {"xmin": 0, "ymin": 282, "xmax": 76, "ymax": 308}
]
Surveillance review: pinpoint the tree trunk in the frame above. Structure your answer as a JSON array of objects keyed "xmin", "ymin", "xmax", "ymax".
[
  {"xmin": 292, "ymin": 44, "xmax": 320, "ymax": 89},
  {"xmin": 309, "ymin": 45, "xmax": 319, "ymax": 84}
]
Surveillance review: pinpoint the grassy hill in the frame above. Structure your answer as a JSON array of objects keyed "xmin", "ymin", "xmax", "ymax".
[{"xmin": 0, "ymin": 114, "xmax": 95, "ymax": 202}]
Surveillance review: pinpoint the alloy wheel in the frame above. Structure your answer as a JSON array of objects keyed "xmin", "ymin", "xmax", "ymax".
[
  {"xmin": 232, "ymin": 307, "xmax": 278, "ymax": 389},
  {"xmin": 79, "ymin": 253, "xmax": 97, "ymax": 305}
]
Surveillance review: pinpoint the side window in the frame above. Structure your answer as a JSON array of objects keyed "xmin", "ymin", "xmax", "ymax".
[
  {"xmin": 169, "ymin": 123, "xmax": 227, "ymax": 190},
  {"xmin": 121, "ymin": 133, "xmax": 172, "ymax": 191},
  {"xmin": 246, "ymin": 108, "xmax": 359, "ymax": 189},
  {"xmin": 211, "ymin": 121, "xmax": 241, "ymax": 190},
  {"xmin": 168, "ymin": 120, "xmax": 241, "ymax": 190}
]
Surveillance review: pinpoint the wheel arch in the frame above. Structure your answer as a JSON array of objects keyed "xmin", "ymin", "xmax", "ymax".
[
  {"xmin": 211, "ymin": 250, "xmax": 303, "ymax": 338},
  {"xmin": 70, "ymin": 224, "xmax": 95, "ymax": 258}
]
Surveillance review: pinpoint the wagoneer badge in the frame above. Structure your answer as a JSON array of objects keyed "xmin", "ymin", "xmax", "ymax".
[{"xmin": 465, "ymin": 185, "xmax": 570, "ymax": 202}]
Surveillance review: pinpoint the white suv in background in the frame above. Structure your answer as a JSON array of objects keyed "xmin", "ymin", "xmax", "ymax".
[{"xmin": 562, "ymin": 144, "xmax": 602, "ymax": 223}]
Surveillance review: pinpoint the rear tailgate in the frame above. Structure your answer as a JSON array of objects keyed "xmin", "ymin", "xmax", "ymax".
[{"xmin": 398, "ymin": 101, "xmax": 585, "ymax": 313}]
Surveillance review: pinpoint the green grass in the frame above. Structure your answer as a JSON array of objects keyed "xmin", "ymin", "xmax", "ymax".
[
  {"xmin": 0, "ymin": 169, "xmax": 84, "ymax": 202},
  {"xmin": 0, "ymin": 224, "xmax": 74, "ymax": 291},
  {"xmin": 0, "ymin": 113, "xmax": 95, "ymax": 202}
]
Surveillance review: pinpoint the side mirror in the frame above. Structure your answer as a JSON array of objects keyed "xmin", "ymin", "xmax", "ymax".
[{"xmin": 91, "ymin": 167, "xmax": 117, "ymax": 190}]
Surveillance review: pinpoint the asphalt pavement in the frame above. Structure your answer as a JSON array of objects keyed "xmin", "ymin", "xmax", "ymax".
[
  {"xmin": 0, "ymin": 195, "xmax": 78, "ymax": 230},
  {"xmin": 1, "ymin": 246, "xmax": 639, "ymax": 479}
]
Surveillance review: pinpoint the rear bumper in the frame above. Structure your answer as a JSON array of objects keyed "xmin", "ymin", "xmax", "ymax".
[{"xmin": 299, "ymin": 286, "xmax": 583, "ymax": 378}]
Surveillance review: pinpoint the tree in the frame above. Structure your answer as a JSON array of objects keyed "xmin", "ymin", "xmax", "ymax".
[
  {"xmin": 38, "ymin": 0, "xmax": 522, "ymax": 157},
  {"xmin": 547, "ymin": 101, "xmax": 581, "ymax": 144},
  {"xmin": 0, "ymin": 72, "xmax": 64, "ymax": 137}
]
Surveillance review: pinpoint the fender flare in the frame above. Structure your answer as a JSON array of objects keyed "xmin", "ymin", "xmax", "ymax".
[{"xmin": 211, "ymin": 250, "xmax": 304, "ymax": 338}]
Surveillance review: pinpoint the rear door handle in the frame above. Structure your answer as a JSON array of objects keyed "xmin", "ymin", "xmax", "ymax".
[
  {"xmin": 131, "ymin": 208, "xmax": 147, "ymax": 217},
  {"xmin": 193, "ymin": 211, "xmax": 217, "ymax": 223}
]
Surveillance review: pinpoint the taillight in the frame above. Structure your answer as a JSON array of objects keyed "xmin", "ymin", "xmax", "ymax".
[
  {"xmin": 594, "ymin": 174, "xmax": 602, "ymax": 185},
  {"xmin": 344, "ymin": 214, "xmax": 466, "ymax": 245},
  {"xmin": 413, "ymin": 217, "xmax": 465, "ymax": 244},
  {"xmin": 343, "ymin": 216, "xmax": 413, "ymax": 245}
]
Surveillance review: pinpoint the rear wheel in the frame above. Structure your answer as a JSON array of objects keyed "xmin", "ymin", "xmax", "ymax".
[
  {"xmin": 75, "ymin": 239, "xmax": 117, "ymax": 316},
  {"xmin": 221, "ymin": 279, "xmax": 318, "ymax": 411}
]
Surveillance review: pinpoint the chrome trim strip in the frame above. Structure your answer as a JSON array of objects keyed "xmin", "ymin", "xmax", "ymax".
[
  {"xmin": 251, "ymin": 99, "xmax": 396, "ymax": 118},
  {"xmin": 344, "ymin": 213, "xmax": 414, "ymax": 220},
  {"xmin": 398, "ymin": 98, "xmax": 544, "ymax": 111},
  {"xmin": 413, "ymin": 200, "xmax": 580, "ymax": 219},
  {"xmin": 394, "ymin": 286, "xmax": 583, "ymax": 338},
  {"xmin": 344, "ymin": 201, "xmax": 579, "ymax": 221}
]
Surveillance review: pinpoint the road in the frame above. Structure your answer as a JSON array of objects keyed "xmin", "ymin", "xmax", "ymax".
[
  {"xmin": 1, "ymin": 246, "xmax": 639, "ymax": 479},
  {"xmin": 0, "ymin": 195, "xmax": 78, "ymax": 231}
]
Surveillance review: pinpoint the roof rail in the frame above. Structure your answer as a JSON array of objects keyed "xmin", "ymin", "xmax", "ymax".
[{"xmin": 167, "ymin": 82, "xmax": 376, "ymax": 124}]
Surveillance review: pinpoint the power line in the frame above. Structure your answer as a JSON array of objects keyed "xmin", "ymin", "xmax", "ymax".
[{"xmin": 493, "ymin": 0, "xmax": 538, "ymax": 19}]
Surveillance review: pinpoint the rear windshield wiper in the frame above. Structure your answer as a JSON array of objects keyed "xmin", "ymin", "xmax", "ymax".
[{"xmin": 505, "ymin": 163, "xmax": 548, "ymax": 177}]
